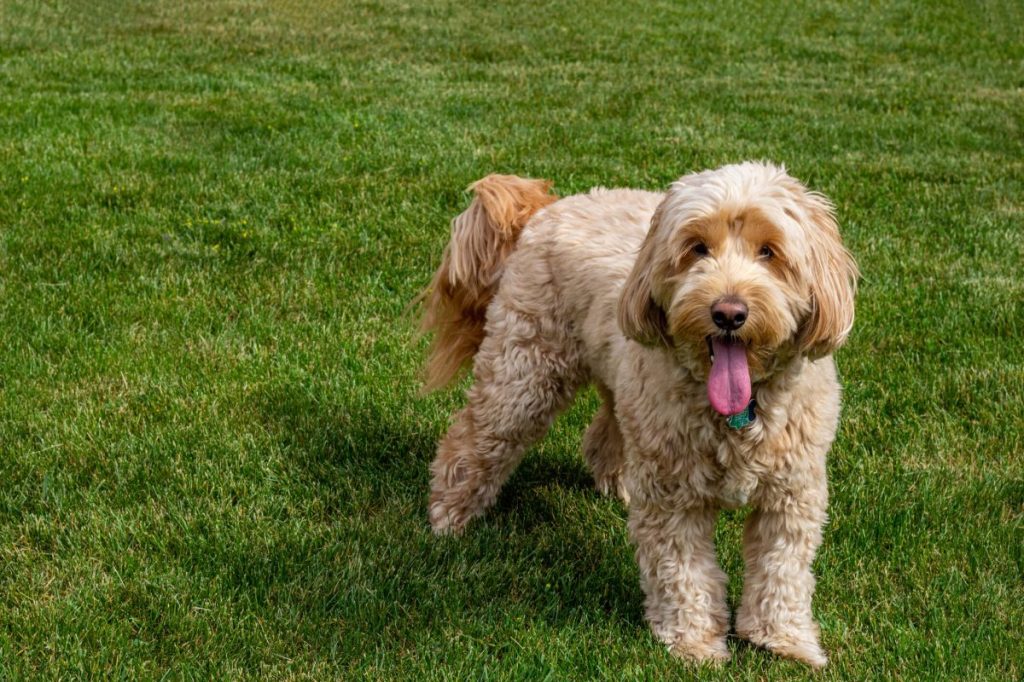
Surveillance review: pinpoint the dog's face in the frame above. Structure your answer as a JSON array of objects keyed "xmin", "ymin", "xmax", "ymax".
[{"xmin": 618, "ymin": 162, "xmax": 858, "ymax": 415}]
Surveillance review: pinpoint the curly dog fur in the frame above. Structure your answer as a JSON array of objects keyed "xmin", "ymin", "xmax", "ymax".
[{"xmin": 418, "ymin": 162, "xmax": 858, "ymax": 667}]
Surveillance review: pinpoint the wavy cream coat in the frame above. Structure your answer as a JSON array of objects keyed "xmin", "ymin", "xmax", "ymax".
[{"xmin": 420, "ymin": 162, "xmax": 858, "ymax": 667}]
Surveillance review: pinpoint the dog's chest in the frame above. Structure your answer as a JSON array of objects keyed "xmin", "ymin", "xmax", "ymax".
[
  {"xmin": 711, "ymin": 436, "xmax": 764, "ymax": 507},
  {"xmin": 686, "ymin": 417, "xmax": 771, "ymax": 509}
]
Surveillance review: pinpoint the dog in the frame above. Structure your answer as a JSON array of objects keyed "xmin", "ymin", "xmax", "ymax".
[{"xmin": 417, "ymin": 162, "xmax": 858, "ymax": 667}]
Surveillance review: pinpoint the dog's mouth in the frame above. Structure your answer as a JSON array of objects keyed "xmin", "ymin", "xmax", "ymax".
[{"xmin": 706, "ymin": 335, "xmax": 752, "ymax": 416}]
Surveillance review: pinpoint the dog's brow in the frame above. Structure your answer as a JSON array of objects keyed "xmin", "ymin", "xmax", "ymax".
[
  {"xmin": 736, "ymin": 211, "xmax": 784, "ymax": 243},
  {"xmin": 679, "ymin": 218, "xmax": 726, "ymax": 244}
]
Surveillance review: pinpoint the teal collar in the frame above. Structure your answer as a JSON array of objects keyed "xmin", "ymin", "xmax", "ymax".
[{"xmin": 726, "ymin": 399, "xmax": 757, "ymax": 430}]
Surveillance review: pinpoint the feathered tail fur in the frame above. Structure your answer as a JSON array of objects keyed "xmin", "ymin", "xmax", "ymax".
[{"xmin": 417, "ymin": 174, "xmax": 557, "ymax": 391}]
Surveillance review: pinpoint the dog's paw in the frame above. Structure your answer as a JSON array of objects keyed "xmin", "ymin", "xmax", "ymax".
[
  {"xmin": 667, "ymin": 634, "xmax": 731, "ymax": 664},
  {"xmin": 766, "ymin": 638, "xmax": 827, "ymax": 669},
  {"xmin": 428, "ymin": 499, "xmax": 468, "ymax": 536},
  {"xmin": 736, "ymin": 615, "xmax": 826, "ymax": 668},
  {"xmin": 594, "ymin": 471, "xmax": 630, "ymax": 505}
]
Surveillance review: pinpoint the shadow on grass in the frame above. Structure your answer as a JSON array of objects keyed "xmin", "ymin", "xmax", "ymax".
[{"xmin": 245, "ymin": 380, "xmax": 647, "ymax": 660}]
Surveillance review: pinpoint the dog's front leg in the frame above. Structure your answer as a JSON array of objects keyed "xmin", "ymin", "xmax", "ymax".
[
  {"xmin": 736, "ymin": 494, "xmax": 828, "ymax": 667},
  {"xmin": 629, "ymin": 499, "xmax": 730, "ymax": 663}
]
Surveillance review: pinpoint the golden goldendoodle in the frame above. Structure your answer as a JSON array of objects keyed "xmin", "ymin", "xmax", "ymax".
[{"xmin": 417, "ymin": 161, "xmax": 858, "ymax": 667}]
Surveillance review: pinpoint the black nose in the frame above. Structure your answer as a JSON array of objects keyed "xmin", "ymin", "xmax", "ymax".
[{"xmin": 711, "ymin": 297, "xmax": 748, "ymax": 331}]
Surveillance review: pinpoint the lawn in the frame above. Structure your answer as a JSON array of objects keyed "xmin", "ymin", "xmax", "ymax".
[{"xmin": 0, "ymin": 0, "xmax": 1021, "ymax": 678}]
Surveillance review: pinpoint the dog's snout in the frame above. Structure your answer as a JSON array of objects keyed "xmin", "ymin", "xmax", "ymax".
[{"xmin": 711, "ymin": 297, "xmax": 748, "ymax": 331}]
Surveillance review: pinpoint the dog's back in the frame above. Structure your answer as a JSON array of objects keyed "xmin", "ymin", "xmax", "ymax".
[
  {"xmin": 418, "ymin": 176, "xmax": 661, "ymax": 391},
  {"xmin": 512, "ymin": 187, "xmax": 664, "ymax": 327}
]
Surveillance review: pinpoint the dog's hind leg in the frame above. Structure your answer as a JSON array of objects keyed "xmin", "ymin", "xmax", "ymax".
[
  {"xmin": 582, "ymin": 386, "xmax": 629, "ymax": 505},
  {"xmin": 428, "ymin": 300, "xmax": 583, "ymax": 535}
]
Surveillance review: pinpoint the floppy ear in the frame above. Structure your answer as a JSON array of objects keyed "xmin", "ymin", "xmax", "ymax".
[
  {"xmin": 797, "ymin": 193, "xmax": 860, "ymax": 358},
  {"xmin": 618, "ymin": 206, "xmax": 670, "ymax": 346}
]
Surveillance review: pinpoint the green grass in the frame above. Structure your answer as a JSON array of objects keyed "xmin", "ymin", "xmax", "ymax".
[{"xmin": 0, "ymin": 0, "xmax": 1021, "ymax": 678}]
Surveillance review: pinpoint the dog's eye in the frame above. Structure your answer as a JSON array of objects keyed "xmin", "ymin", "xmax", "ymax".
[
  {"xmin": 759, "ymin": 245, "xmax": 774, "ymax": 259},
  {"xmin": 693, "ymin": 242, "xmax": 709, "ymax": 257}
]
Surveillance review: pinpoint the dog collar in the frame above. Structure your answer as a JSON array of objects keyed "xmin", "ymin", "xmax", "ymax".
[{"xmin": 726, "ymin": 399, "xmax": 757, "ymax": 430}]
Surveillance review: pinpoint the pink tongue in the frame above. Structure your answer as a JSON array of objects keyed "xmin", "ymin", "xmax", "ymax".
[{"xmin": 708, "ymin": 338, "xmax": 752, "ymax": 416}]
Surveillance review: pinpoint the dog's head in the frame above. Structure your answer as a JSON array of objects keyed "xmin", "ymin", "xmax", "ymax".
[{"xmin": 618, "ymin": 162, "xmax": 859, "ymax": 415}]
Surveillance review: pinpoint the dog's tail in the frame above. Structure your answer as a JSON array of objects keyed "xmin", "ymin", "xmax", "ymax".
[{"xmin": 416, "ymin": 174, "xmax": 558, "ymax": 392}]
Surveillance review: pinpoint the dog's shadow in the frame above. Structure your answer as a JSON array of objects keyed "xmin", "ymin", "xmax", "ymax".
[{"xmin": 246, "ymin": 380, "xmax": 649, "ymax": 659}]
